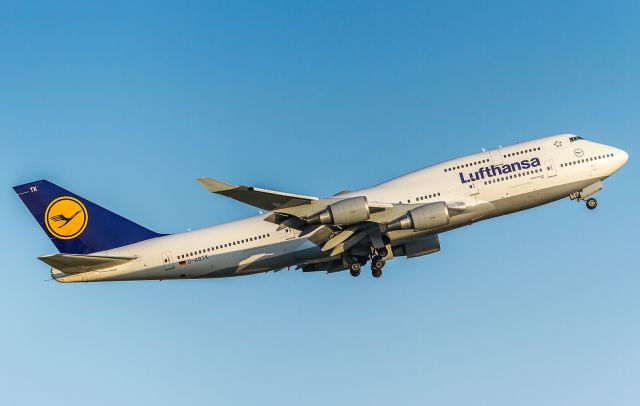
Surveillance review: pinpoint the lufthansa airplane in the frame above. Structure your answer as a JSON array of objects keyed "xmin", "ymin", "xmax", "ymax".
[{"xmin": 14, "ymin": 134, "xmax": 628, "ymax": 282}]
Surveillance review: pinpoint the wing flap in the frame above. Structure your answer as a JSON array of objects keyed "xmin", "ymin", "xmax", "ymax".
[{"xmin": 39, "ymin": 254, "xmax": 136, "ymax": 274}]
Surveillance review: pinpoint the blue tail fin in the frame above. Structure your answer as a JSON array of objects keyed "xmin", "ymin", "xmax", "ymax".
[{"xmin": 13, "ymin": 180, "xmax": 163, "ymax": 254}]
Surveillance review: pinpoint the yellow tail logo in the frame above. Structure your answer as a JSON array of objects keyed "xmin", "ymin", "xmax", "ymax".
[{"xmin": 45, "ymin": 197, "xmax": 88, "ymax": 239}]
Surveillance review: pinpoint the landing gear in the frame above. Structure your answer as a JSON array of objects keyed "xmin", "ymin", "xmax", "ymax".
[
  {"xmin": 570, "ymin": 181, "xmax": 603, "ymax": 210},
  {"xmin": 349, "ymin": 261, "xmax": 361, "ymax": 277},
  {"xmin": 371, "ymin": 256, "xmax": 385, "ymax": 278},
  {"xmin": 347, "ymin": 241, "xmax": 389, "ymax": 278},
  {"xmin": 371, "ymin": 256, "xmax": 385, "ymax": 270}
]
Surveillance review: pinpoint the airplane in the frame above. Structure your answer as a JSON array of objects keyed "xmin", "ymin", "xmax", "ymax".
[{"xmin": 13, "ymin": 134, "xmax": 628, "ymax": 283}]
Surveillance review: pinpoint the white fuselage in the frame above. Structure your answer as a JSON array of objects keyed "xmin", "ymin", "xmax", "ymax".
[{"xmin": 53, "ymin": 134, "xmax": 628, "ymax": 282}]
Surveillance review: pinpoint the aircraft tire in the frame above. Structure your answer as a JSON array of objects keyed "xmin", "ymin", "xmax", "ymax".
[
  {"xmin": 586, "ymin": 198, "xmax": 598, "ymax": 210},
  {"xmin": 371, "ymin": 256, "xmax": 385, "ymax": 270},
  {"xmin": 350, "ymin": 262, "xmax": 361, "ymax": 277}
]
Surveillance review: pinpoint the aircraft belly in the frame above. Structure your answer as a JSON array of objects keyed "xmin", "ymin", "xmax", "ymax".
[
  {"xmin": 387, "ymin": 177, "xmax": 605, "ymax": 245},
  {"xmin": 485, "ymin": 177, "xmax": 603, "ymax": 219},
  {"xmin": 196, "ymin": 239, "xmax": 323, "ymax": 278}
]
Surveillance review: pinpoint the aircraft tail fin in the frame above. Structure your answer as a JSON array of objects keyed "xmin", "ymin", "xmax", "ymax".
[{"xmin": 13, "ymin": 179, "xmax": 163, "ymax": 254}]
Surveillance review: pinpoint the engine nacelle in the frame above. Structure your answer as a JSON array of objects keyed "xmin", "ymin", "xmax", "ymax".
[
  {"xmin": 306, "ymin": 196, "xmax": 370, "ymax": 226},
  {"xmin": 392, "ymin": 235, "xmax": 440, "ymax": 258},
  {"xmin": 387, "ymin": 202, "xmax": 450, "ymax": 231}
]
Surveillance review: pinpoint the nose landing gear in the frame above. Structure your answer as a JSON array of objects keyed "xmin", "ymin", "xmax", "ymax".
[{"xmin": 569, "ymin": 181, "xmax": 602, "ymax": 210}]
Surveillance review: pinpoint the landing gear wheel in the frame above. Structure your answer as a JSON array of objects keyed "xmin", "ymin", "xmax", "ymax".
[
  {"xmin": 370, "ymin": 256, "xmax": 385, "ymax": 278},
  {"xmin": 371, "ymin": 256, "xmax": 385, "ymax": 270},
  {"xmin": 586, "ymin": 198, "xmax": 598, "ymax": 210},
  {"xmin": 349, "ymin": 262, "xmax": 361, "ymax": 277},
  {"xmin": 377, "ymin": 247, "xmax": 388, "ymax": 258}
]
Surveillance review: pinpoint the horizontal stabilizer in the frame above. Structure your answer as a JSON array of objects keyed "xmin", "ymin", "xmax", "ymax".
[
  {"xmin": 38, "ymin": 254, "xmax": 136, "ymax": 274},
  {"xmin": 196, "ymin": 177, "xmax": 318, "ymax": 211}
]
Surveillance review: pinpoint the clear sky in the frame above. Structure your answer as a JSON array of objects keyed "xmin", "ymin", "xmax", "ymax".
[{"xmin": 1, "ymin": 1, "xmax": 639, "ymax": 405}]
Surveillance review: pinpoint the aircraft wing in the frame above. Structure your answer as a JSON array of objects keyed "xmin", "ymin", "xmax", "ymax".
[
  {"xmin": 39, "ymin": 254, "xmax": 136, "ymax": 274},
  {"xmin": 196, "ymin": 177, "xmax": 319, "ymax": 211},
  {"xmin": 196, "ymin": 177, "xmax": 494, "ymax": 233}
]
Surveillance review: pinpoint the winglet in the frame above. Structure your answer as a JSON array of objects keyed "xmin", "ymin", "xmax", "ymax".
[{"xmin": 196, "ymin": 177, "xmax": 236, "ymax": 193}]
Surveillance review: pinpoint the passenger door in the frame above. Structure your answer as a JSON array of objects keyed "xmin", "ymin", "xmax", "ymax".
[
  {"xmin": 161, "ymin": 251, "xmax": 174, "ymax": 270},
  {"xmin": 467, "ymin": 181, "xmax": 479, "ymax": 196},
  {"xmin": 490, "ymin": 148, "xmax": 503, "ymax": 165},
  {"xmin": 284, "ymin": 227, "xmax": 296, "ymax": 240},
  {"xmin": 545, "ymin": 159, "xmax": 557, "ymax": 178}
]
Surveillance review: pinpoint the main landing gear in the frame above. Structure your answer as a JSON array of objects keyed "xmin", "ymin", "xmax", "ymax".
[
  {"xmin": 370, "ymin": 247, "xmax": 387, "ymax": 277},
  {"xmin": 370, "ymin": 256, "xmax": 385, "ymax": 278},
  {"xmin": 349, "ymin": 261, "xmax": 361, "ymax": 277},
  {"xmin": 348, "ymin": 256, "xmax": 368, "ymax": 277},
  {"xmin": 348, "ymin": 248, "xmax": 388, "ymax": 278}
]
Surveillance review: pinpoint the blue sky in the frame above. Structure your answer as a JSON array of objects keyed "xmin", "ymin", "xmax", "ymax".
[{"xmin": 1, "ymin": 1, "xmax": 639, "ymax": 405}]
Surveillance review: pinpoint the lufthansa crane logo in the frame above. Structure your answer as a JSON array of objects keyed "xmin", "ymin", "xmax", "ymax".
[{"xmin": 44, "ymin": 196, "xmax": 88, "ymax": 239}]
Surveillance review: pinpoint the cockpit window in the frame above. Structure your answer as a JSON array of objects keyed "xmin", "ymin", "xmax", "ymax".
[{"xmin": 569, "ymin": 136, "xmax": 585, "ymax": 142}]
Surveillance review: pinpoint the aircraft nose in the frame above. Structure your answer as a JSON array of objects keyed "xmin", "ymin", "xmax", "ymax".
[{"xmin": 618, "ymin": 148, "xmax": 629, "ymax": 167}]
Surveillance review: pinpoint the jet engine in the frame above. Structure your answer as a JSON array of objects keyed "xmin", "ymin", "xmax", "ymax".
[
  {"xmin": 306, "ymin": 196, "xmax": 370, "ymax": 226},
  {"xmin": 387, "ymin": 202, "xmax": 449, "ymax": 231},
  {"xmin": 392, "ymin": 235, "xmax": 441, "ymax": 258}
]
